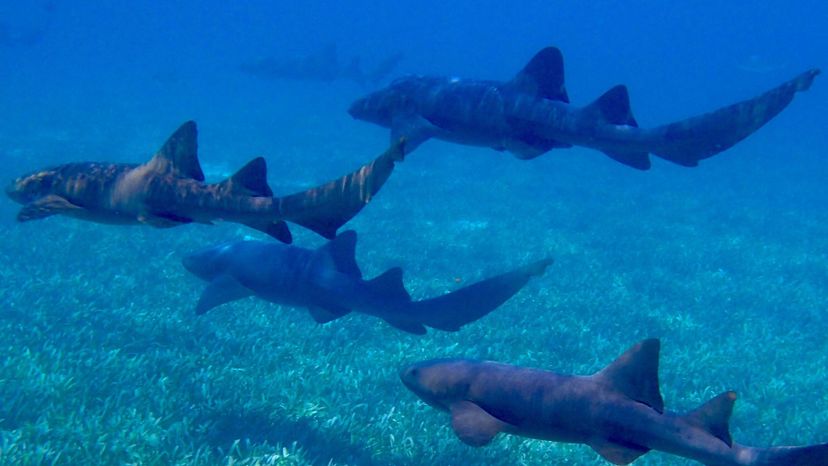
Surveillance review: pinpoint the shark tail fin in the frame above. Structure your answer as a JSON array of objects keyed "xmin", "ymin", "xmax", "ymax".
[
  {"xmin": 741, "ymin": 443, "xmax": 828, "ymax": 466},
  {"xmin": 651, "ymin": 68, "xmax": 820, "ymax": 167},
  {"xmin": 277, "ymin": 138, "xmax": 405, "ymax": 239},
  {"xmin": 685, "ymin": 391, "xmax": 736, "ymax": 447},
  {"xmin": 408, "ymin": 257, "xmax": 552, "ymax": 332}
]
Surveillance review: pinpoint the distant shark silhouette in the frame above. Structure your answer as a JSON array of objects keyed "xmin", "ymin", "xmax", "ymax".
[
  {"xmin": 6, "ymin": 121, "xmax": 405, "ymax": 242},
  {"xmin": 401, "ymin": 339, "xmax": 828, "ymax": 465},
  {"xmin": 240, "ymin": 44, "xmax": 403, "ymax": 88},
  {"xmin": 182, "ymin": 230, "xmax": 551, "ymax": 334},
  {"xmin": 349, "ymin": 46, "xmax": 820, "ymax": 170}
]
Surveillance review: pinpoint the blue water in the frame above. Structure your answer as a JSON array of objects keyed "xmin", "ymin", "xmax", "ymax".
[{"xmin": 1, "ymin": 1, "xmax": 826, "ymax": 465}]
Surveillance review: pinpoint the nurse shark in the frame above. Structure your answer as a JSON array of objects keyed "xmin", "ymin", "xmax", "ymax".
[
  {"xmin": 6, "ymin": 121, "xmax": 405, "ymax": 242},
  {"xmin": 182, "ymin": 230, "xmax": 551, "ymax": 334},
  {"xmin": 401, "ymin": 339, "xmax": 828, "ymax": 465},
  {"xmin": 349, "ymin": 46, "xmax": 819, "ymax": 170}
]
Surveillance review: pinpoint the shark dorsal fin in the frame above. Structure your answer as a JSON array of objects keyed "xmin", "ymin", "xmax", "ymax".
[
  {"xmin": 685, "ymin": 391, "xmax": 736, "ymax": 447},
  {"xmin": 226, "ymin": 157, "xmax": 273, "ymax": 197},
  {"xmin": 585, "ymin": 85, "xmax": 639, "ymax": 127},
  {"xmin": 595, "ymin": 339, "xmax": 664, "ymax": 413},
  {"xmin": 150, "ymin": 121, "xmax": 205, "ymax": 181},
  {"xmin": 367, "ymin": 267, "xmax": 411, "ymax": 302},
  {"xmin": 318, "ymin": 230, "xmax": 362, "ymax": 278},
  {"xmin": 510, "ymin": 46, "xmax": 569, "ymax": 103}
]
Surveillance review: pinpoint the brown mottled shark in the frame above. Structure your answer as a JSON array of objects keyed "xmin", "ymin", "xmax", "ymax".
[
  {"xmin": 401, "ymin": 339, "xmax": 828, "ymax": 465},
  {"xmin": 5, "ymin": 121, "xmax": 404, "ymax": 242}
]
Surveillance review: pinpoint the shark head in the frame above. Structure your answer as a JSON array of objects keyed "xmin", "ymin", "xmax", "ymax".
[
  {"xmin": 400, "ymin": 359, "xmax": 476, "ymax": 411},
  {"xmin": 5, "ymin": 168, "xmax": 60, "ymax": 205},
  {"xmin": 348, "ymin": 76, "xmax": 424, "ymax": 127},
  {"xmin": 181, "ymin": 241, "xmax": 239, "ymax": 282}
]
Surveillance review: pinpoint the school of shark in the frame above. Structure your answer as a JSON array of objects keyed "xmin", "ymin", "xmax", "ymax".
[{"xmin": 5, "ymin": 45, "xmax": 824, "ymax": 465}]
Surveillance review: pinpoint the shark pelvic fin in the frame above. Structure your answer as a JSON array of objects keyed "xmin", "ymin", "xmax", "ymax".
[
  {"xmin": 595, "ymin": 338, "xmax": 664, "ymax": 413},
  {"xmin": 150, "ymin": 120, "xmax": 205, "ymax": 181},
  {"xmin": 686, "ymin": 391, "xmax": 736, "ymax": 447},
  {"xmin": 450, "ymin": 400, "xmax": 507, "ymax": 446},
  {"xmin": 224, "ymin": 157, "xmax": 273, "ymax": 197},
  {"xmin": 383, "ymin": 318, "xmax": 427, "ymax": 334},
  {"xmin": 590, "ymin": 439, "xmax": 650, "ymax": 465},
  {"xmin": 307, "ymin": 305, "xmax": 351, "ymax": 324},
  {"xmin": 317, "ymin": 230, "xmax": 362, "ymax": 278},
  {"xmin": 510, "ymin": 46, "xmax": 569, "ymax": 103}
]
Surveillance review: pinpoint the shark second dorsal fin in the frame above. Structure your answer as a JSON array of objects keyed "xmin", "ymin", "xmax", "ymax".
[
  {"xmin": 510, "ymin": 46, "xmax": 569, "ymax": 103},
  {"xmin": 685, "ymin": 391, "xmax": 736, "ymax": 447},
  {"xmin": 367, "ymin": 267, "xmax": 411, "ymax": 302},
  {"xmin": 585, "ymin": 85, "xmax": 639, "ymax": 127},
  {"xmin": 224, "ymin": 157, "xmax": 273, "ymax": 197},
  {"xmin": 150, "ymin": 121, "xmax": 205, "ymax": 181},
  {"xmin": 595, "ymin": 339, "xmax": 664, "ymax": 413},
  {"xmin": 317, "ymin": 230, "xmax": 362, "ymax": 278}
]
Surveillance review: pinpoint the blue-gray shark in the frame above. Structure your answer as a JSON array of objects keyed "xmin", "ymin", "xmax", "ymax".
[
  {"xmin": 6, "ymin": 121, "xmax": 405, "ymax": 242},
  {"xmin": 349, "ymin": 46, "xmax": 819, "ymax": 170},
  {"xmin": 400, "ymin": 339, "xmax": 828, "ymax": 465},
  {"xmin": 182, "ymin": 231, "xmax": 551, "ymax": 334}
]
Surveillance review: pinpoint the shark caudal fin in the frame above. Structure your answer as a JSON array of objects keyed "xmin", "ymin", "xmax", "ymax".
[
  {"xmin": 278, "ymin": 138, "xmax": 405, "ymax": 239},
  {"xmin": 650, "ymin": 68, "xmax": 820, "ymax": 167},
  {"xmin": 217, "ymin": 157, "xmax": 293, "ymax": 243},
  {"xmin": 743, "ymin": 443, "xmax": 828, "ymax": 466},
  {"xmin": 583, "ymin": 85, "xmax": 651, "ymax": 170},
  {"xmin": 407, "ymin": 257, "xmax": 552, "ymax": 332}
]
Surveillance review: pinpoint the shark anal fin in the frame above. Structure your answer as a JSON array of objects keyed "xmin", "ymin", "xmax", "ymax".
[
  {"xmin": 590, "ymin": 439, "xmax": 650, "ymax": 465},
  {"xmin": 449, "ymin": 401, "xmax": 506, "ymax": 447},
  {"xmin": 317, "ymin": 230, "xmax": 362, "ymax": 278},
  {"xmin": 383, "ymin": 318, "xmax": 427, "ymax": 334},
  {"xmin": 686, "ymin": 391, "xmax": 736, "ymax": 447},
  {"xmin": 223, "ymin": 157, "xmax": 273, "ymax": 197},
  {"xmin": 244, "ymin": 220, "xmax": 293, "ymax": 244},
  {"xmin": 307, "ymin": 305, "xmax": 351, "ymax": 324},
  {"xmin": 510, "ymin": 46, "xmax": 569, "ymax": 103},
  {"xmin": 196, "ymin": 274, "xmax": 252, "ymax": 315},
  {"xmin": 595, "ymin": 339, "xmax": 664, "ymax": 413},
  {"xmin": 278, "ymin": 138, "xmax": 404, "ymax": 239},
  {"xmin": 150, "ymin": 121, "xmax": 205, "ymax": 181},
  {"xmin": 17, "ymin": 195, "xmax": 83, "ymax": 221}
]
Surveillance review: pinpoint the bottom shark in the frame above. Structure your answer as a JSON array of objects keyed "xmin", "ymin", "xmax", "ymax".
[
  {"xmin": 400, "ymin": 339, "xmax": 828, "ymax": 465},
  {"xmin": 182, "ymin": 231, "xmax": 551, "ymax": 334}
]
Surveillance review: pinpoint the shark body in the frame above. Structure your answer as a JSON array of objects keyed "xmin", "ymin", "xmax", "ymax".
[
  {"xmin": 6, "ymin": 121, "xmax": 404, "ymax": 242},
  {"xmin": 182, "ymin": 231, "xmax": 551, "ymax": 334},
  {"xmin": 349, "ymin": 46, "xmax": 819, "ymax": 170},
  {"xmin": 401, "ymin": 339, "xmax": 828, "ymax": 465}
]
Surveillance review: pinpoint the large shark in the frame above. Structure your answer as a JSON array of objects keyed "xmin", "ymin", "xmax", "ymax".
[
  {"xmin": 400, "ymin": 339, "xmax": 828, "ymax": 465},
  {"xmin": 349, "ymin": 46, "xmax": 819, "ymax": 170},
  {"xmin": 182, "ymin": 230, "xmax": 551, "ymax": 334},
  {"xmin": 5, "ymin": 121, "xmax": 405, "ymax": 242}
]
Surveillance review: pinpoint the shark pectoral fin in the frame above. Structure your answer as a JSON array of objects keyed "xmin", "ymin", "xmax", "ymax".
[
  {"xmin": 391, "ymin": 114, "xmax": 437, "ymax": 155},
  {"xmin": 195, "ymin": 274, "xmax": 251, "ymax": 315},
  {"xmin": 449, "ymin": 400, "xmax": 506, "ymax": 447},
  {"xmin": 17, "ymin": 195, "xmax": 83, "ymax": 221},
  {"xmin": 243, "ymin": 220, "xmax": 293, "ymax": 244},
  {"xmin": 589, "ymin": 439, "xmax": 650, "ymax": 465},
  {"xmin": 307, "ymin": 305, "xmax": 351, "ymax": 324},
  {"xmin": 594, "ymin": 339, "xmax": 664, "ymax": 413},
  {"xmin": 383, "ymin": 318, "xmax": 427, "ymax": 335}
]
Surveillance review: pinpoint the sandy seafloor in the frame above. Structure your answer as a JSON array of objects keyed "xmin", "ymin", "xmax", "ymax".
[{"xmin": 1, "ymin": 2, "xmax": 828, "ymax": 465}]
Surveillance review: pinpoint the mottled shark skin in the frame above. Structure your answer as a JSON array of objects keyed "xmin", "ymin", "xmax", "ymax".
[
  {"xmin": 5, "ymin": 121, "xmax": 405, "ymax": 242},
  {"xmin": 400, "ymin": 339, "xmax": 828, "ymax": 465},
  {"xmin": 349, "ymin": 46, "xmax": 820, "ymax": 170},
  {"xmin": 182, "ymin": 230, "xmax": 552, "ymax": 334}
]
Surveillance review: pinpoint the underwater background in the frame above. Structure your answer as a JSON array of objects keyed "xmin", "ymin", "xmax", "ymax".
[{"xmin": 1, "ymin": 1, "xmax": 827, "ymax": 464}]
